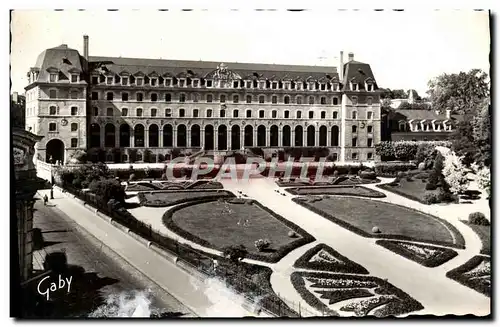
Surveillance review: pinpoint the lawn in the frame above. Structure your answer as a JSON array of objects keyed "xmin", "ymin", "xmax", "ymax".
[
  {"xmin": 377, "ymin": 178, "xmax": 435, "ymax": 204},
  {"xmin": 286, "ymin": 186, "xmax": 386, "ymax": 198},
  {"xmin": 137, "ymin": 190, "xmax": 234, "ymax": 207},
  {"xmin": 462, "ymin": 222, "xmax": 490, "ymax": 256},
  {"xmin": 446, "ymin": 255, "xmax": 490, "ymax": 297},
  {"xmin": 163, "ymin": 198, "xmax": 315, "ymax": 262},
  {"xmin": 293, "ymin": 197, "xmax": 465, "ymax": 248}
]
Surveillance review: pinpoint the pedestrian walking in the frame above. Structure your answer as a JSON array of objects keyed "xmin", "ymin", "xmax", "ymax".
[
  {"xmin": 50, "ymin": 188, "xmax": 54, "ymax": 199},
  {"xmin": 43, "ymin": 194, "xmax": 48, "ymax": 206}
]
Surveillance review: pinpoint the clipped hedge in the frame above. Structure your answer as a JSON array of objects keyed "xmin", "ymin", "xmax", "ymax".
[
  {"xmin": 374, "ymin": 162, "xmax": 417, "ymax": 177},
  {"xmin": 285, "ymin": 186, "xmax": 387, "ymax": 199},
  {"xmin": 375, "ymin": 141, "xmax": 451, "ymax": 162},
  {"xmin": 446, "ymin": 255, "xmax": 491, "ymax": 297},
  {"xmin": 376, "ymin": 240, "xmax": 458, "ymax": 268},
  {"xmin": 162, "ymin": 198, "xmax": 315, "ymax": 263},
  {"xmin": 137, "ymin": 190, "xmax": 235, "ymax": 207},
  {"xmin": 293, "ymin": 243, "xmax": 369, "ymax": 274}
]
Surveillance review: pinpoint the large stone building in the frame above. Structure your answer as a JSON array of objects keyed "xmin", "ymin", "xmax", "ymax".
[{"xmin": 25, "ymin": 36, "xmax": 381, "ymax": 164}]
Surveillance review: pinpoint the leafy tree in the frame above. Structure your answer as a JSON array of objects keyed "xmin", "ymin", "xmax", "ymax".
[
  {"xmin": 89, "ymin": 178, "xmax": 126, "ymax": 203},
  {"xmin": 222, "ymin": 245, "xmax": 248, "ymax": 264},
  {"xmin": 449, "ymin": 121, "xmax": 479, "ymax": 167},
  {"xmin": 471, "ymin": 100, "xmax": 491, "ymax": 167},
  {"xmin": 391, "ymin": 89, "xmax": 408, "ymax": 99},
  {"xmin": 427, "ymin": 69, "xmax": 489, "ymax": 116},
  {"xmin": 442, "ymin": 152, "xmax": 469, "ymax": 195}
]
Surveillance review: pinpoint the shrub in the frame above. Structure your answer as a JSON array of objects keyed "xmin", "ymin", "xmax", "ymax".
[
  {"xmin": 222, "ymin": 245, "xmax": 248, "ymax": 263},
  {"xmin": 255, "ymin": 239, "xmax": 272, "ymax": 252},
  {"xmin": 437, "ymin": 189, "xmax": 458, "ymax": 204},
  {"xmin": 423, "ymin": 192, "xmax": 439, "ymax": 204},
  {"xmin": 89, "ymin": 178, "xmax": 126, "ymax": 203},
  {"xmin": 374, "ymin": 162, "xmax": 416, "ymax": 177},
  {"xmin": 413, "ymin": 172, "xmax": 430, "ymax": 180},
  {"xmin": 468, "ymin": 212, "xmax": 490, "ymax": 226},
  {"xmin": 376, "ymin": 141, "xmax": 451, "ymax": 162},
  {"xmin": 397, "ymin": 171, "xmax": 407, "ymax": 178},
  {"xmin": 129, "ymin": 173, "xmax": 136, "ymax": 181},
  {"xmin": 425, "ymin": 182, "xmax": 437, "ymax": 190},
  {"xmin": 359, "ymin": 171, "xmax": 377, "ymax": 180},
  {"xmin": 406, "ymin": 176, "xmax": 414, "ymax": 182}
]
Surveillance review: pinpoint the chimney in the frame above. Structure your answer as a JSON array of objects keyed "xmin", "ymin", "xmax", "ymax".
[
  {"xmin": 339, "ymin": 51, "xmax": 344, "ymax": 80},
  {"xmin": 83, "ymin": 35, "xmax": 89, "ymax": 60},
  {"xmin": 348, "ymin": 52, "xmax": 354, "ymax": 62},
  {"xmin": 446, "ymin": 109, "xmax": 451, "ymax": 119}
]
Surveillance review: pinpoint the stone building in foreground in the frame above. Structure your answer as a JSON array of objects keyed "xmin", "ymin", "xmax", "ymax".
[{"xmin": 25, "ymin": 35, "xmax": 381, "ymax": 164}]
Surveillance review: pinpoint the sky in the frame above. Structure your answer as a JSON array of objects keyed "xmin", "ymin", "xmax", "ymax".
[{"xmin": 10, "ymin": 9, "xmax": 490, "ymax": 97}]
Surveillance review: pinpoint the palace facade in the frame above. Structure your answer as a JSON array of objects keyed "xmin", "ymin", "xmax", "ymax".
[{"xmin": 25, "ymin": 36, "xmax": 381, "ymax": 164}]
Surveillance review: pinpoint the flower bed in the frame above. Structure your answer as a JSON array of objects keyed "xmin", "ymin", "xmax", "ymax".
[
  {"xmin": 291, "ymin": 271, "xmax": 424, "ymax": 317},
  {"xmin": 275, "ymin": 176, "xmax": 379, "ymax": 188},
  {"xmin": 286, "ymin": 186, "xmax": 386, "ymax": 198},
  {"xmin": 126, "ymin": 180, "xmax": 224, "ymax": 192},
  {"xmin": 163, "ymin": 198, "xmax": 315, "ymax": 263},
  {"xmin": 294, "ymin": 244, "xmax": 369, "ymax": 274},
  {"xmin": 376, "ymin": 240, "xmax": 458, "ymax": 267},
  {"xmin": 461, "ymin": 221, "xmax": 490, "ymax": 256},
  {"xmin": 292, "ymin": 196, "xmax": 465, "ymax": 249},
  {"xmin": 137, "ymin": 190, "xmax": 235, "ymax": 207},
  {"xmin": 446, "ymin": 256, "xmax": 490, "ymax": 297}
]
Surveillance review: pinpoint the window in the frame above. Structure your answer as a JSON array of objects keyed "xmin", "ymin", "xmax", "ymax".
[
  {"xmin": 122, "ymin": 108, "xmax": 128, "ymax": 116},
  {"xmin": 272, "ymin": 96, "xmax": 277, "ymax": 104},
  {"xmin": 321, "ymin": 111, "xmax": 326, "ymax": 119},
  {"xmin": 136, "ymin": 77, "xmax": 143, "ymax": 86},
  {"xmin": 206, "ymin": 94, "xmax": 213, "ymax": 103},
  {"xmin": 296, "ymin": 96, "xmax": 302, "ymax": 105},
  {"xmin": 367, "ymin": 84, "xmax": 373, "ymax": 92},
  {"xmin": 352, "ymin": 83, "xmax": 358, "ymax": 91},
  {"xmin": 309, "ymin": 96, "xmax": 315, "ymax": 105},
  {"xmin": 220, "ymin": 109, "xmax": 226, "ymax": 118},
  {"xmin": 71, "ymin": 123, "xmax": 78, "ymax": 131},
  {"xmin": 71, "ymin": 107, "xmax": 78, "ymax": 115},
  {"xmin": 272, "ymin": 110, "xmax": 277, "ymax": 118},
  {"xmin": 352, "ymin": 125, "xmax": 357, "ymax": 133},
  {"xmin": 193, "ymin": 109, "xmax": 199, "ymax": 117},
  {"xmin": 367, "ymin": 111, "xmax": 373, "ymax": 120},
  {"xmin": 333, "ymin": 112, "xmax": 338, "ymax": 119},
  {"xmin": 320, "ymin": 97, "xmax": 326, "ymax": 105},
  {"xmin": 233, "ymin": 110, "xmax": 239, "ymax": 118},
  {"xmin": 165, "ymin": 79, "xmax": 172, "ymax": 87},
  {"xmin": 367, "ymin": 125, "xmax": 373, "ymax": 133},
  {"xmin": 367, "ymin": 152, "xmax": 373, "ymax": 160},
  {"xmin": 149, "ymin": 93, "xmax": 157, "ymax": 102},
  {"xmin": 93, "ymin": 107, "xmax": 99, "ymax": 116},
  {"xmin": 206, "ymin": 109, "xmax": 212, "ymax": 118},
  {"xmin": 296, "ymin": 111, "xmax": 302, "ymax": 119},
  {"xmin": 106, "ymin": 77, "xmax": 113, "ymax": 85},
  {"xmin": 165, "ymin": 93, "xmax": 172, "ymax": 102},
  {"xmin": 49, "ymin": 90, "xmax": 57, "ymax": 99},
  {"xmin": 151, "ymin": 108, "xmax": 157, "ymax": 117},
  {"xmin": 71, "ymin": 138, "xmax": 78, "ymax": 148},
  {"xmin": 193, "ymin": 79, "xmax": 199, "ymax": 87},
  {"xmin": 179, "ymin": 79, "xmax": 185, "ymax": 87},
  {"xmin": 233, "ymin": 81, "xmax": 239, "ymax": 88},
  {"xmin": 284, "ymin": 110, "xmax": 290, "ymax": 118},
  {"xmin": 122, "ymin": 93, "xmax": 129, "ymax": 101},
  {"xmin": 367, "ymin": 97, "xmax": 373, "ymax": 106},
  {"xmin": 206, "ymin": 80, "xmax": 213, "ymax": 87},
  {"xmin": 333, "ymin": 97, "xmax": 339, "ymax": 105},
  {"xmin": 106, "ymin": 92, "xmax": 114, "ymax": 101},
  {"xmin": 49, "ymin": 106, "xmax": 57, "ymax": 115},
  {"xmin": 259, "ymin": 95, "xmax": 265, "ymax": 104},
  {"xmin": 165, "ymin": 108, "xmax": 172, "ymax": 117},
  {"xmin": 233, "ymin": 95, "xmax": 239, "ymax": 103},
  {"xmin": 49, "ymin": 122, "xmax": 57, "ymax": 131},
  {"xmin": 151, "ymin": 78, "xmax": 157, "ymax": 86},
  {"xmin": 309, "ymin": 111, "xmax": 314, "ymax": 119},
  {"xmin": 135, "ymin": 93, "xmax": 143, "ymax": 102},
  {"xmin": 246, "ymin": 81, "xmax": 252, "ymax": 88},
  {"xmin": 259, "ymin": 110, "xmax": 265, "ymax": 118},
  {"xmin": 121, "ymin": 77, "xmax": 129, "ymax": 86},
  {"xmin": 92, "ymin": 92, "xmax": 98, "ymax": 100},
  {"xmin": 179, "ymin": 109, "xmax": 185, "ymax": 117},
  {"xmin": 193, "ymin": 94, "xmax": 199, "ymax": 103},
  {"xmin": 107, "ymin": 108, "xmax": 113, "ymax": 116},
  {"xmin": 272, "ymin": 82, "xmax": 277, "ymax": 89},
  {"xmin": 246, "ymin": 110, "xmax": 252, "ymax": 118},
  {"xmin": 136, "ymin": 108, "xmax": 143, "ymax": 117},
  {"xmin": 284, "ymin": 96, "xmax": 290, "ymax": 104},
  {"xmin": 352, "ymin": 152, "xmax": 358, "ymax": 160},
  {"xmin": 320, "ymin": 84, "xmax": 326, "ymax": 91},
  {"xmin": 220, "ymin": 95, "xmax": 226, "ymax": 103},
  {"xmin": 179, "ymin": 94, "xmax": 186, "ymax": 102},
  {"xmin": 49, "ymin": 73, "xmax": 58, "ymax": 82},
  {"xmin": 352, "ymin": 96, "xmax": 358, "ymax": 105},
  {"xmin": 70, "ymin": 90, "xmax": 78, "ymax": 99},
  {"xmin": 92, "ymin": 76, "xmax": 98, "ymax": 84},
  {"xmin": 246, "ymin": 95, "xmax": 252, "ymax": 103},
  {"xmin": 352, "ymin": 111, "xmax": 357, "ymax": 119},
  {"xmin": 352, "ymin": 137, "xmax": 357, "ymax": 147},
  {"xmin": 368, "ymin": 138, "xmax": 373, "ymax": 147}
]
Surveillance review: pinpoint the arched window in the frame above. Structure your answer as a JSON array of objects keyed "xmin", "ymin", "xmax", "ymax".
[{"xmin": 284, "ymin": 95, "xmax": 290, "ymax": 104}]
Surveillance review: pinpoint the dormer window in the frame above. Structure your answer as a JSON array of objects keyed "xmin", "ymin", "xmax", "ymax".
[
  {"xmin": 366, "ymin": 83, "xmax": 374, "ymax": 92},
  {"xmin": 309, "ymin": 82, "xmax": 315, "ymax": 90},
  {"xmin": 332, "ymin": 83, "xmax": 339, "ymax": 91},
  {"xmin": 233, "ymin": 81, "xmax": 239, "ymax": 88},
  {"xmin": 49, "ymin": 73, "xmax": 58, "ymax": 83},
  {"xmin": 179, "ymin": 79, "xmax": 185, "ymax": 87},
  {"xmin": 151, "ymin": 78, "xmax": 157, "ymax": 86},
  {"xmin": 320, "ymin": 83, "xmax": 326, "ymax": 91},
  {"xmin": 272, "ymin": 82, "xmax": 278, "ymax": 89},
  {"xmin": 136, "ymin": 77, "xmax": 143, "ymax": 86},
  {"xmin": 206, "ymin": 80, "xmax": 213, "ymax": 87},
  {"xmin": 121, "ymin": 77, "xmax": 129, "ymax": 86},
  {"xmin": 106, "ymin": 77, "xmax": 113, "ymax": 85},
  {"xmin": 71, "ymin": 74, "xmax": 79, "ymax": 83},
  {"xmin": 246, "ymin": 81, "xmax": 252, "ymax": 88},
  {"xmin": 351, "ymin": 83, "xmax": 358, "ymax": 91},
  {"xmin": 193, "ymin": 79, "xmax": 199, "ymax": 87},
  {"xmin": 165, "ymin": 78, "xmax": 172, "ymax": 87}
]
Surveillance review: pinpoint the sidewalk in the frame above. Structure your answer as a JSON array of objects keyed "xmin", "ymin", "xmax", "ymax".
[
  {"xmin": 221, "ymin": 178, "xmax": 490, "ymax": 316},
  {"xmin": 38, "ymin": 188, "xmax": 257, "ymax": 318}
]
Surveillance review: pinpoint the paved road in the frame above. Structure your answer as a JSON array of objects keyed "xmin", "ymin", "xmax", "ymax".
[{"xmin": 32, "ymin": 196, "xmax": 195, "ymax": 318}]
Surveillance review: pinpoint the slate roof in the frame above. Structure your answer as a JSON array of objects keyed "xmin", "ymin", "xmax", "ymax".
[
  {"xmin": 389, "ymin": 109, "xmax": 463, "ymax": 122},
  {"xmin": 341, "ymin": 60, "xmax": 378, "ymax": 91},
  {"xmin": 88, "ymin": 55, "xmax": 340, "ymax": 82},
  {"xmin": 31, "ymin": 44, "xmax": 86, "ymax": 84}
]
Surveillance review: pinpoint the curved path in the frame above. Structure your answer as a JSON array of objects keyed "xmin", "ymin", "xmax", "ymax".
[{"xmin": 221, "ymin": 177, "xmax": 490, "ymax": 317}]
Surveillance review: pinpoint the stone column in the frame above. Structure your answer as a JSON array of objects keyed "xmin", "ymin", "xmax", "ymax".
[
  {"xmin": 214, "ymin": 126, "xmax": 219, "ymax": 150},
  {"xmin": 130, "ymin": 133, "xmax": 135, "ymax": 147},
  {"xmin": 100, "ymin": 125, "xmax": 105, "ymax": 148},
  {"xmin": 240, "ymin": 127, "xmax": 245, "ymax": 149},
  {"xmin": 278, "ymin": 128, "xmax": 283, "ymax": 147},
  {"xmin": 201, "ymin": 128, "xmax": 205, "ymax": 149},
  {"xmin": 253, "ymin": 126, "xmax": 258, "ymax": 147},
  {"xmin": 114, "ymin": 129, "xmax": 120, "ymax": 148},
  {"xmin": 145, "ymin": 129, "xmax": 149, "ymax": 148},
  {"xmin": 173, "ymin": 128, "xmax": 177, "ymax": 147},
  {"xmin": 187, "ymin": 129, "xmax": 191, "ymax": 148},
  {"xmin": 315, "ymin": 129, "xmax": 319, "ymax": 147},
  {"xmin": 303, "ymin": 128, "xmax": 307, "ymax": 147},
  {"xmin": 266, "ymin": 128, "xmax": 270, "ymax": 147},
  {"xmin": 227, "ymin": 128, "xmax": 232, "ymax": 151}
]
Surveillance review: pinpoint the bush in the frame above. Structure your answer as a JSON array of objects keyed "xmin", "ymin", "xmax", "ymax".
[
  {"xmin": 413, "ymin": 172, "xmax": 430, "ymax": 180},
  {"xmin": 376, "ymin": 141, "xmax": 451, "ymax": 162},
  {"xmin": 425, "ymin": 183, "xmax": 437, "ymax": 190},
  {"xmin": 374, "ymin": 162, "xmax": 417, "ymax": 177},
  {"xmin": 359, "ymin": 171, "xmax": 377, "ymax": 180},
  {"xmin": 129, "ymin": 173, "xmax": 136, "ymax": 181},
  {"xmin": 255, "ymin": 239, "xmax": 272, "ymax": 252},
  {"xmin": 468, "ymin": 212, "xmax": 490, "ymax": 226},
  {"xmin": 406, "ymin": 176, "xmax": 414, "ymax": 182},
  {"xmin": 423, "ymin": 192, "xmax": 439, "ymax": 204},
  {"xmin": 89, "ymin": 178, "xmax": 126, "ymax": 203},
  {"xmin": 437, "ymin": 189, "xmax": 458, "ymax": 203}
]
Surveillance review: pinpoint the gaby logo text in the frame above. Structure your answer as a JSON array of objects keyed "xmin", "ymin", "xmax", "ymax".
[{"xmin": 37, "ymin": 274, "xmax": 73, "ymax": 300}]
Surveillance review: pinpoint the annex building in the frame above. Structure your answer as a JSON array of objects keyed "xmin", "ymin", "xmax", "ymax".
[{"xmin": 25, "ymin": 36, "xmax": 381, "ymax": 164}]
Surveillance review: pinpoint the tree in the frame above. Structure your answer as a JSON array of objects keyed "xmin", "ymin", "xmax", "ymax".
[
  {"xmin": 449, "ymin": 121, "xmax": 477, "ymax": 167},
  {"xmin": 471, "ymin": 100, "xmax": 491, "ymax": 167},
  {"xmin": 442, "ymin": 152, "xmax": 469, "ymax": 195},
  {"xmin": 427, "ymin": 69, "xmax": 489, "ymax": 116},
  {"xmin": 89, "ymin": 178, "xmax": 126, "ymax": 203},
  {"xmin": 222, "ymin": 245, "xmax": 248, "ymax": 264},
  {"xmin": 391, "ymin": 89, "xmax": 408, "ymax": 99}
]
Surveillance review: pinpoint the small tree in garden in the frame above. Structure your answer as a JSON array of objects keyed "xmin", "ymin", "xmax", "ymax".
[
  {"xmin": 222, "ymin": 245, "xmax": 248, "ymax": 264},
  {"xmin": 254, "ymin": 239, "xmax": 271, "ymax": 252},
  {"xmin": 471, "ymin": 163, "xmax": 491, "ymax": 199},
  {"xmin": 89, "ymin": 178, "xmax": 126, "ymax": 203},
  {"xmin": 442, "ymin": 152, "xmax": 470, "ymax": 195}
]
